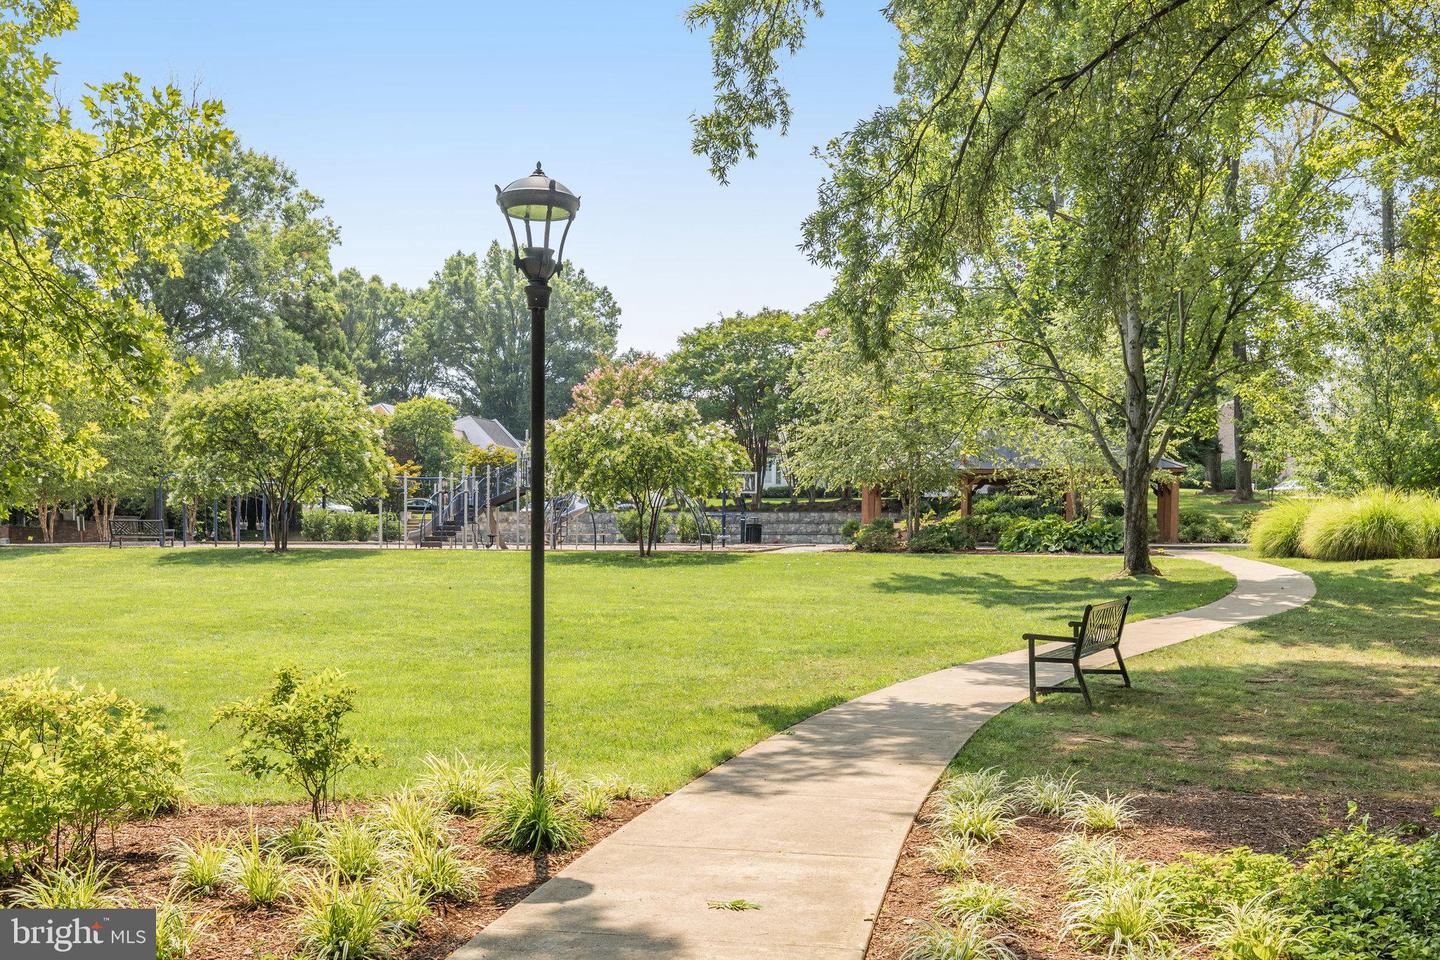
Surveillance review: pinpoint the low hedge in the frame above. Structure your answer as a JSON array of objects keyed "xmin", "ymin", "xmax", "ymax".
[{"xmin": 996, "ymin": 515, "xmax": 1124, "ymax": 554}]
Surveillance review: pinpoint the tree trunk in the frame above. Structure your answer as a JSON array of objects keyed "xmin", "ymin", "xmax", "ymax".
[
  {"xmin": 751, "ymin": 441, "xmax": 768, "ymax": 511},
  {"xmin": 1232, "ymin": 395, "xmax": 1254, "ymax": 501},
  {"xmin": 1121, "ymin": 295, "xmax": 1156, "ymax": 575},
  {"xmin": 1202, "ymin": 442, "xmax": 1222, "ymax": 492}
]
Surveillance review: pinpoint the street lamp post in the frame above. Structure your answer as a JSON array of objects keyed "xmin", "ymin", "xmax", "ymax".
[{"xmin": 495, "ymin": 163, "xmax": 580, "ymax": 788}]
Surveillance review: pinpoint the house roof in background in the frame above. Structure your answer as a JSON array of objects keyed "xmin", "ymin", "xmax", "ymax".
[{"xmin": 453, "ymin": 415, "xmax": 521, "ymax": 451}]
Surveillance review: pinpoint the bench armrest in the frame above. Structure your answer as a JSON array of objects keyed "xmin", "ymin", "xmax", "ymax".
[{"xmin": 1023, "ymin": 632, "xmax": 1078, "ymax": 644}]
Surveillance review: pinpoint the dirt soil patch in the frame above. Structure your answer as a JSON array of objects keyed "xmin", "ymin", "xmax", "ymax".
[
  {"xmin": 81, "ymin": 797, "xmax": 654, "ymax": 959},
  {"xmin": 865, "ymin": 790, "xmax": 1436, "ymax": 960}
]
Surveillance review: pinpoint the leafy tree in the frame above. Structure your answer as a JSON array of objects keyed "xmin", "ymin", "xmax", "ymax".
[
  {"xmin": 382, "ymin": 397, "xmax": 464, "ymax": 478},
  {"xmin": 569, "ymin": 353, "xmax": 667, "ymax": 415},
  {"xmin": 419, "ymin": 243, "xmax": 621, "ymax": 425},
  {"xmin": 783, "ymin": 323, "xmax": 986, "ymax": 537},
  {"xmin": 126, "ymin": 144, "xmax": 348, "ymax": 380},
  {"xmin": 549, "ymin": 400, "xmax": 746, "ymax": 555},
  {"xmin": 335, "ymin": 268, "xmax": 430, "ymax": 401},
  {"xmin": 165, "ymin": 369, "xmax": 388, "ymax": 550},
  {"xmin": 667, "ymin": 309, "xmax": 814, "ymax": 508},
  {"xmin": 0, "ymin": 0, "xmax": 231, "ymax": 510},
  {"xmin": 73, "ymin": 398, "xmax": 169, "ymax": 541},
  {"xmin": 688, "ymin": 0, "xmax": 1364, "ymax": 574}
]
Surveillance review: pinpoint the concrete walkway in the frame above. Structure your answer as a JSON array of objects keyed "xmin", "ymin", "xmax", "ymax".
[{"xmin": 453, "ymin": 551, "xmax": 1314, "ymax": 960}]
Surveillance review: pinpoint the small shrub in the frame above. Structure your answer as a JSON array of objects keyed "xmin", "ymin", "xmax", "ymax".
[
  {"xmin": 929, "ymin": 513, "xmax": 980, "ymax": 549},
  {"xmin": 1250, "ymin": 499, "xmax": 1314, "ymax": 557},
  {"xmin": 481, "ymin": 775, "xmax": 586, "ymax": 854},
  {"xmin": 972, "ymin": 493, "xmax": 1057, "ymax": 518},
  {"xmin": 930, "ymin": 796, "xmax": 1014, "ymax": 845},
  {"xmin": 855, "ymin": 519, "xmax": 900, "ymax": 552},
  {"xmin": 1154, "ymin": 848, "xmax": 1295, "ymax": 923},
  {"xmin": 934, "ymin": 878, "xmax": 1026, "ymax": 924},
  {"xmin": 907, "ymin": 525, "xmax": 954, "ymax": 553},
  {"xmin": 323, "ymin": 511, "xmax": 356, "ymax": 542},
  {"xmin": 1014, "ymin": 772, "xmax": 1081, "ymax": 816},
  {"xmin": 309, "ymin": 813, "xmax": 383, "ymax": 881},
  {"xmin": 170, "ymin": 836, "xmax": 232, "ymax": 897},
  {"xmin": 674, "ymin": 510, "xmax": 706, "ymax": 543},
  {"xmin": 380, "ymin": 512, "xmax": 401, "ymax": 542},
  {"xmin": 903, "ymin": 917, "xmax": 1018, "ymax": 960},
  {"xmin": 229, "ymin": 829, "xmax": 291, "ymax": 907},
  {"xmin": 0, "ymin": 670, "xmax": 189, "ymax": 872},
  {"xmin": 1061, "ymin": 873, "xmax": 1175, "ymax": 955},
  {"xmin": 1178, "ymin": 510, "xmax": 1239, "ymax": 544},
  {"xmin": 839, "ymin": 517, "xmax": 862, "ymax": 540},
  {"xmin": 1412, "ymin": 496, "xmax": 1440, "ymax": 558},
  {"xmin": 301, "ymin": 509, "xmax": 330, "ymax": 541},
  {"xmin": 922, "ymin": 836, "xmax": 984, "ymax": 879},
  {"xmin": 1064, "ymin": 792, "xmax": 1138, "ymax": 832},
  {"xmin": 416, "ymin": 754, "xmax": 504, "ymax": 817},
  {"xmin": 12, "ymin": 861, "xmax": 122, "ymax": 908},
  {"xmin": 155, "ymin": 900, "xmax": 211, "ymax": 960},
  {"xmin": 1200, "ymin": 894, "xmax": 1308, "ymax": 960},
  {"xmin": 1299, "ymin": 489, "xmax": 1420, "ymax": 560},
  {"xmin": 351, "ymin": 513, "xmax": 378, "ymax": 542},
  {"xmin": 616, "ymin": 509, "xmax": 669, "ymax": 545},
  {"xmin": 213, "ymin": 667, "xmax": 381, "ymax": 819},
  {"xmin": 295, "ymin": 875, "xmax": 402, "ymax": 960}
]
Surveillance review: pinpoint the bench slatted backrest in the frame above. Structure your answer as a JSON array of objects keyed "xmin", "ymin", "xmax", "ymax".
[{"xmin": 1077, "ymin": 595, "xmax": 1131, "ymax": 656}]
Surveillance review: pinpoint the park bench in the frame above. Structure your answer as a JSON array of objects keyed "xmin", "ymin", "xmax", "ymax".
[
  {"xmin": 108, "ymin": 517, "xmax": 174, "ymax": 547},
  {"xmin": 1025, "ymin": 595, "xmax": 1132, "ymax": 708}
]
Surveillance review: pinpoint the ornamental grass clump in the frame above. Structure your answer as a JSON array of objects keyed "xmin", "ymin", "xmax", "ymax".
[
  {"xmin": 155, "ymin": 900, "xmax": 211, "ymax": 960},
  {"xmin": 481, "ymin": 775, "xmax": 586, "ymax": 854},
  {"xmin": 930, "ymin": 796, "xmax": 1015, "ymax": 845},
  {"xmin": 383, "ymin": 833, "xmax": 483, "ymax": 903},
  {"xmin": 229, "ymin": 828, "xmax": 291, "ymax": 908},
  {"xmin": 934, "ymin": 878, "xmax": 1026, "ymax": 925},
  {"xmin": 1053, "ymin": 834, "xmax": 1145, "ymax": 892},
  {"xmin": 416, "ymin": 753, "xmax": 504, "ymax": 817},
  {"xmin": 12, "ymin": 861, "xmax": 123, "ymax": 908},
  {"xmin": 1014, "ymin": 772, "xmax": 1081, "ymax": 816},
  {"xmin": 1061, "ymin": 872, "xmax": 1175, "ymax": 956},
  {"xmin": 1200, "ymin": 894, "xmax": 1308, "ymax": 960},
  {"xmin": 922, "ymin": 836, "xmax": 985, "ymax": 879},
  {"xmin": 939, "ymin": 768, "xmax": 1010, "ymax": 806},
  {"xmin": 169, "ymin": 836, "xmax": 232, "ymax": 897},
  {"xmin": 903, "ymin": 917, "xmax": 1018, "ymax": 960},
  {"xmin": 1250, "ymin": 499, "xmax": 1315, "ymax": 558},
  {"xmin": 308, "ymin": 813, "xmax": 383, "ymax": 882},
  {"xmin": 369, "ymin": 789, "xmax": 450, "ymax": 849},
  {"xmin": 1299, "ymin": 489, "xmax": 1420, "ymax": 561},
  {"xmin": 1064, "ymin": 792, "xmax": 1138, "ymax": 833},
  {"xmin": 295, "ymin": 875, "xmax": 404, "ymax": 960}
]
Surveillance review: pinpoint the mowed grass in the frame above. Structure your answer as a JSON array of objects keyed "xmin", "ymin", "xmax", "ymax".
[
  {"xmin": 1175, "ymin": 487, "xmax": 1274, "ymax": 525},
  {"xmin": 961, "ymin": 553, "xmax": 1440, "ymax": 799},
  {"xmin": 0, "ymin": 548, "xmax": 1231, "ymax": 802}
]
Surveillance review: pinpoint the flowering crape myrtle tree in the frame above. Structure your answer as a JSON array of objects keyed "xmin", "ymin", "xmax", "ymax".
[
  {"xmin": 165, "ymin": 369, "xmax": 389, "ymax": 551},
  {"xmin": 548, "ymin": 400, "xmax": 747, "ymax": 555}
]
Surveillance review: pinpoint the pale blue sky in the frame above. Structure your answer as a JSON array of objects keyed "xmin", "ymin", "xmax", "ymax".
[{"xmin": 46, "ymin": 2, "xmax": 898, "ymax": 352}]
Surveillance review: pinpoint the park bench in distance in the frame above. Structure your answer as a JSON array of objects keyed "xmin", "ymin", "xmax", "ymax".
[
  {"xmin": 1025, "ymin": 595, "xmax": 1132, "ymax": 708},
  {"xmin": 108, "ymin": 517, "xmax": 174, "ymax": 547}
]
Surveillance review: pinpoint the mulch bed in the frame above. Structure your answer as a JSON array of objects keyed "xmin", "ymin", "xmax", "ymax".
[
  {"xmin": 91, "ymin": 797, "xmax": 655, "ymax": 960},
  {"xmin": 865, "ymin": 790, "xmax": 1437, "ymax": 960}
]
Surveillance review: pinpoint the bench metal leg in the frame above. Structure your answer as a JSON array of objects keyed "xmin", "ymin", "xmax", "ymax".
[
  {"xmin": 1112, "ymin": 646, "xmax": 1132, "ymax": 687},
  {"xmin": 1073, "ymin": 660, "xmax": 1093, "ymax": 709},
  {"xmin": 1028, "ymin": 638, "xmax": 1037, "ymax": 704}
]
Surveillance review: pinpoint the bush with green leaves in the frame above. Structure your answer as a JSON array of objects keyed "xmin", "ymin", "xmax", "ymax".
[
  {"xmin": 1289, "ymin": 819, "xmax": 1440, "ymax": 960},
  {"xmin": 907, "ymin": 525, "xmax": 955, "ymax": 553},
  {"xmin": 351, "ymin": 512, "xmax": 378, "ymax": 542},
  {"xmin": 323, "ymin": 510, "xmax": 356, "ymax": 542},
  {"xmin": 1178, "ymin": 510, "xmax": 1240, "ymax": 544},
  {"xmin": 839, "ymin": 517, "xmax": 862, "ymax": 540},
  {"xmin": 616, "ymin": 508, "xmax": 670, "ymax": 545},
  {"xmin": 1154, "ymin": 848, "xmax": 1295, "ymax": 924},
  {"xmin": 673, "ymin": 510, "xmax": 707, "ymax": 543},
  {"xmin": 971, "ymin": 492, "xmax": 1059, "ymax": 518},
  {"xmin": 380, "ymin": 512, "xmax": 401, "ymax": 541},
  {"xmin": 0, "ymin": 670, "xmax": 188, "ymax": 874},
  {"xmin": 1250, "ymin": 498, "xmax": 1315, "ymax": 557},
  {"xmin": 854, "ymin": 518, "xmax": 900, "ymax": 552},
  {"xmin": 301, "ymin": 509, "xmax": 330, "ymax": 541},
  {"xmin": 213, "ymin": 667, "xmax": 381, "ymax": 819},
  {"xmin": 927, "ymin": 512, "xmax": 981, "ymax": 549},
  {"xmin": 997, "ymin": 515, "xmax": 1123, "ymax": 554}
]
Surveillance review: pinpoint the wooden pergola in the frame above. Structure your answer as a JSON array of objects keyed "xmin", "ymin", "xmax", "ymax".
[{"xmin": 859, "ymin": 454, "xmax": 1187, "ymax": 543}]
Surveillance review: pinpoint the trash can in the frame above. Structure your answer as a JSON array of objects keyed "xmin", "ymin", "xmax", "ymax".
[{"xmin": 743, "ymin": 521, "xmax": 763, "ymax": 544}]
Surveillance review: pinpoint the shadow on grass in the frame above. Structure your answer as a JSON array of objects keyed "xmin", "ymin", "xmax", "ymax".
[{"xmin": 961, "ymin": 655, "xmax": 1440, "ymax": 798}]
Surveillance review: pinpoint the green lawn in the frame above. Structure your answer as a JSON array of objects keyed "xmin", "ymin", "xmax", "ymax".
[
  {"xmin": 1175, "ymin": 487, "xmax": 1275, "ymax": 524},
  {"xmin": 960, "ymin": 553, "xmax": 1440, "ymax": 799},
  {"xmin": 0, "ymin": 548, "xmax": 1231, "ymax": 802}
]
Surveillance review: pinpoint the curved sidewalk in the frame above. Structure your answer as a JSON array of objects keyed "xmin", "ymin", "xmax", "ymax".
[{"xmin": 454, "ymin": 551, "xmax": 1314, "ymax": 960}]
